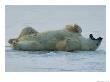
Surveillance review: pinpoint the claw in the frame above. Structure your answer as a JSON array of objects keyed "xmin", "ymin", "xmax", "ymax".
[
  {"xmin": 89, "ymin": 34, "xmax": 103, "ymax": 41},
  {"xmin": 97, "ymin": 37, "xmax": 103, "ymax": 40},
  {"xmin": 89, "ymin": 34, "xmax": 96, "ymax": 40}
]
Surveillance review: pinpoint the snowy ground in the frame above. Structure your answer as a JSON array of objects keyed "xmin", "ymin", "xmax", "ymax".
[
  {"xmin": 5, "ymin": 47, "xmax": 106, "ymax": 72},
  {"xmin": 5, "ymin": 5, "xmax": 106, "ymax": 72}
]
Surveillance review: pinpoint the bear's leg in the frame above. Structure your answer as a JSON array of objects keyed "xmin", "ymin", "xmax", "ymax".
[
  {"xmin": 56, "ymin": 39, "xmax": 67, "ymax": 51},
  {"xmin": 65, "ymin": 24, "xmax": 82, "ymax": 33}
]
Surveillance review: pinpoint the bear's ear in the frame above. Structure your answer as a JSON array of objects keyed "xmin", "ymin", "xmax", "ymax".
[{"xmin": 65, "ymin": 24, "xmax": 82, "ymax": 33}]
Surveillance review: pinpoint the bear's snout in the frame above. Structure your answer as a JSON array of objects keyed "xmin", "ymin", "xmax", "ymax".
[{"xmin": 8, "ymin": 39, "xmax": 15, "ymax": 44}]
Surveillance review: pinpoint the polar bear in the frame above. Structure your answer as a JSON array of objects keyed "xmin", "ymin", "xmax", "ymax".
[{"xmin": 8, "ymin": 24, "xmax": 103, "ymax": 51}]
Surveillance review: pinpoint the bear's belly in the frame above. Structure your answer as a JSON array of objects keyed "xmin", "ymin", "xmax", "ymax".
[
  {"xmin": 13, "ymin": 31, "xmax": 81, "ymax": 51},
  {"xmin": 66, "ymin": 38, "xmax": 81, "ymax": 51}
]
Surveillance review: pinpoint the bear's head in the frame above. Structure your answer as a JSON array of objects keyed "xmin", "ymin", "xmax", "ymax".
[
  {"xmin": 89, "ymin": 34, "xmax": 103, "ymax": 50},
  {"xmin": 8, "ymin": 38, "xmax": 18, "ymax": 48},
  {"xmin": 18, "ymin": 27, "xmax": 38, "ymax": 38}
]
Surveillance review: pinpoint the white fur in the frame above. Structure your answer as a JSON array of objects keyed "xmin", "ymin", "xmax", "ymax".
[{"xmin": 9, "ymin": 24, "xmax": 102, "ymax": 51}]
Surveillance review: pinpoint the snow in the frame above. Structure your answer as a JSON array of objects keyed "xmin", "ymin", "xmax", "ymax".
[{"xmin": 5, "ymin": 5, "xmax": 106, "ymax": 72}]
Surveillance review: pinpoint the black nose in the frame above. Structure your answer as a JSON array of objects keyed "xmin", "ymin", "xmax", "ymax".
[{"xmin": 98, "ymin": 37, "xmax": 103, "ymax": 41}]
